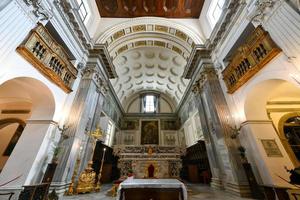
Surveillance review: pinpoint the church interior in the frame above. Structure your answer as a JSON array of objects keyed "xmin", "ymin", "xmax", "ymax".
[{"xmin": 0, "ymin": 0, "xmax": 300, "ymax": 199}]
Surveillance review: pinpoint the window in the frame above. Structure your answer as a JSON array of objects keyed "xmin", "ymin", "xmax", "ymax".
[
  {"xmin": 105, "ymin": 121, "xmax": 114, "ymax": 146},
  {"xmin": 207, "ymin": 0, "xmax": 225, "ymax": 27},
  {"xmin": 145, "ymin": 95, "xmax": 155, "ymax": 112},
  {"xmin": 76, "ymin": 0, "xmax": 88, "ymax": 22}
]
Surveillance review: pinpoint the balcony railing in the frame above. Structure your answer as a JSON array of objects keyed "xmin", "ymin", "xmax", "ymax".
[
  {"xmin": 17, "ymin": 23, "xmax": 78, "ymax": 93},
  {"xmin": 222, "ymin": 26, "xmax": 281, "ymax": 94}
]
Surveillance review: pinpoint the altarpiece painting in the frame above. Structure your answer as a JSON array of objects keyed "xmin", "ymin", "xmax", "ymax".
[{"xmin": 141, "ymin": 121, "xmax": 159, "ymax": 145}]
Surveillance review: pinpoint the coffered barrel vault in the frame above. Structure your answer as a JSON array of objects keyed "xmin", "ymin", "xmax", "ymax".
[{"xmin": 95, "ymin": 19, "xmax": 205, "ymax": 108}]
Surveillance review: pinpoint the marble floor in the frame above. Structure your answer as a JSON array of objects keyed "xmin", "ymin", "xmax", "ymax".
[{"xmin": 62, "ymin": 183, "xmax": 254, "ymax": 200}]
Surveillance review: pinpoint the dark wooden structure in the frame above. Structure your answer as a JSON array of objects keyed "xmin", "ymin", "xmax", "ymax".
[
  {"xmin": 92, "ymin": 142, "xmax": 119, "ymax": 183},
  {"xmin": 18, "ymin": 183, "xmax": 50, "ymax": 200},
  {"xmin": 96, "ymin": 0, "xmax": 205, "ymax": 18},
  {"xmin": 181, "ymin": 140, "xmax": 211, "ymax": 183}
]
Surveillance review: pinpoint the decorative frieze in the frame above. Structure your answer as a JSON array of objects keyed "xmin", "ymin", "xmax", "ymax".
[
  {"xmin": 114, "ymin": 145, "xmax": 186, "ymax": 156},
  {"xmin": 16, "ymin": 23, "xmax": 78, "ymax": 93}
]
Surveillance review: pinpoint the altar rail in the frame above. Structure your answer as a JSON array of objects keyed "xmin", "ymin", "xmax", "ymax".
[
  {"xmin": 17, "ymin": 23, "xmax": 78, "ymax": 93},
  {"xmin": 113, "ymin": 145, "xmax": 185, "ymax": 156},
  {"xmin": 222, "ymin": 26, "xmax": 281, "ymax": 94}
]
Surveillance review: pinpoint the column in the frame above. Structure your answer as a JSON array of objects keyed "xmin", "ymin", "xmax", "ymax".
[
  {"xmin": 193, "ymin": 65, "xmax": 251, "ymax": 197},
  {"xmin": 192, "ymin": 89, "xmax": 224, "ymax": 189}
]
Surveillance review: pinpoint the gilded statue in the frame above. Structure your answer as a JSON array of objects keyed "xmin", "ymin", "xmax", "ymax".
[{"xmin": 76, "ymin": 161, "xmax": 96, "ymax": 194}]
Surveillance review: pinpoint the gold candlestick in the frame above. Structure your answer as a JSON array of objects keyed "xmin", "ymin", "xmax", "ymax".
[{"xmin": 96, "ymin": 147, "xmax": 106, "ymax": 192}]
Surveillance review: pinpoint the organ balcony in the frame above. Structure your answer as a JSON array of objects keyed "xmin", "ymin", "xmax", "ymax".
[
  {"xmin": 17, "ymin": 23, "xmax": 78, "ymax": 93},
  {"xmin": 222, "ymin": 26, "xmax": 281, "ymax": 94}
]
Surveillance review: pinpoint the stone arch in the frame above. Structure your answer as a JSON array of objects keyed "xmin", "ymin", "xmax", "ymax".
[{"xmin": 0, "ymin": 77, "xmax": 56, "ymax": 186}]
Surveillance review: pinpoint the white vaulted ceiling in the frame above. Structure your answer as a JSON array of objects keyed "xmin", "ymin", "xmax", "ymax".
[
  {"xmin": 95, "ymin": 18, "xmax": 204, "ymax": 109},
  {"xmin": 111, "ymin": 47, "xmax": 190, "ymax": 105}
]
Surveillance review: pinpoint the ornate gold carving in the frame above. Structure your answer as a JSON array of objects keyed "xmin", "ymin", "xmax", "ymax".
[
  {"xmin": 144, "ymin": 161, "xmax": 159, "ymax": 178},
  {"xmin": 175, "ymin": 30, "xmax": 187, "ymax": 41},
  {"xmin": 222, "ymin": 26, "xmax": 281, "ymax": 94},
  {"xmin": 76, "ymin": 161, "xmax": 96, "ymax": 194},
  {"xmin": 113, "ymin": 30, "xmax": 125, "ymax": 40},
  {"xmin": 135, "ymin": 40, "xmax": 147, "ymax": 47},
  {"xmin": 132, "ymin": 25, "xmax": 146, "ymax": 32},
  {"xmin": 154, "ymin": 41, "xmax": 166, "ymax": 47},
  {"xmin": 117, "ymin": 45, "xmax": 128, "ymax": 54},
  {"xmin": 155, "ymin": 25, "xmax": 168, "ymax": 32},
  {"xmin": 172, "ymin": 46, "xmax": 182, "ymax": 55},
  {"xmin": 16, "ymin": 23, "xmax": 78, "ymax": 93}
]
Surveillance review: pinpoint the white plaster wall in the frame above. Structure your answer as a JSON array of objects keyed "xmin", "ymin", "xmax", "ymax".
[
  {"xmin": 127, "ymin": 97, "xmax": 140, "ymax": 113},
  {"xmin": 160, "ymin": 98, "xmax": 172, "ymax": 113},
  {"xmin": 182, "ymin": 111, "xmax": 201, "ymax": 147}
]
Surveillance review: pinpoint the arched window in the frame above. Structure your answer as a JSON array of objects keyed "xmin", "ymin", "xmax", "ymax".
[
  {"xmin": 283, "ymin": 116, "xmax": 300, "ymax": 160},
  {"xmin": 207, "ymin": 0, "xmax": 225, "ymax": 27},
  {"xmin": 76, "ymin": 0, "xmax": 89, "ymax": 22},
  {"xmin": 141, "ymin": 94, "xmax": 159, "ymax": 113},
  {"xmin": 279, "ymin": 114, "xmax": 300, "ymax": 166}
]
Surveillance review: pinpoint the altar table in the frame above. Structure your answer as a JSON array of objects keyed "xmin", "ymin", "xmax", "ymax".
[{"xmin": 116, "ymin": 178, "xmax": 187, "ymax": 200}]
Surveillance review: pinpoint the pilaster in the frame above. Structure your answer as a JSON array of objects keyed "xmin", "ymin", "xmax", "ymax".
[
  {"xmin": 52, "ymin": 64, "xmax": 106, "ymax": 194},
  {"xmin": 192, "ymin": 65, "xmax": 250, "ymax": 197}
]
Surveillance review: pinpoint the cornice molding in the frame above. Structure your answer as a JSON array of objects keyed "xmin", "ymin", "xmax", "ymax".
[
  {"xmin": 53, "ymin": 0, "xmax": 91, "ymax": 52},
  {"xmin": 207, "ymin": 0, "xmax": 247, "ymax": 51}
]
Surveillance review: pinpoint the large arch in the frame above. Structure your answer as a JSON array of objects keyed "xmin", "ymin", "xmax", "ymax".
[
  {"xmin": 0, "ymin": 77, "xmax": 56, "ymax": 188},
  {"xmin": 241, "ymin": 79, "xmax": 299, "ymax": 186}
]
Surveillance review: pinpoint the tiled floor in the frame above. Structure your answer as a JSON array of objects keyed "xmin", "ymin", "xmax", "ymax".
[{"xmin": 62, "ymin": 183, "xmax": 254, "ymax": 200}]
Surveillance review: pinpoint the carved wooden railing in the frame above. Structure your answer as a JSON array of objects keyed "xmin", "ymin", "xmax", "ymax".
[
  {"xmin": 17, "ymin": 23, "xmax": 78, "ymax": 93},
  {"xmin": 18, "ymin": 183, "xmax": 50, "ymax": 200},
  {"xmin": 222, "ymin": 26, "xmax": 281, "ymax": 94}
]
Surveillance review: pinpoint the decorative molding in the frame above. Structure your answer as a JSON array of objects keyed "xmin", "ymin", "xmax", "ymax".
[
  {"xmin": 249, "ymin": 0, "xmax": 276, "ymax": 23},
  {"xmin": 241, "ymin": 120, "xmax": 273, "ymax": 126},
  {"xmin": 89, "ymin": 45, "xmax": 118, "ymax": 79},
  {"xmin": 23, "ymin": 0, "xmax": 52, "ymax": 21},
  {"xmin": 191, "ymin": 66, "xmax": 217, "ymax": 94},
  {"xmin": 53, "ymin": 0, "xmax": 91, "ymax": 50},
  {"xmin": 182, "ymin": 48, "xmax": 210, "ymax": 79},
  {"xmin": 207, "ymin": 0, "xmax": 246, "ymax": 50}
]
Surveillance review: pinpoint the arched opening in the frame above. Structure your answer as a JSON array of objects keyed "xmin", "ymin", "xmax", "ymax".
[
  {"xmin": 0, "ymin": 118, "xmax": 26, "ymax": 172},
  {"xmin": 0, "ymin": 77, "xmax": 55, "ymax": 186},
  {"xmin": 243, "ymin": 79, "xmax": 300, "ymax": 185},
  {"xmin": 279, "ymin": 113, "xmax": 300, "ymax": 167},
  {"xmin": 148, "ymin": 164, "xmax": 155, "ymax": 178}
]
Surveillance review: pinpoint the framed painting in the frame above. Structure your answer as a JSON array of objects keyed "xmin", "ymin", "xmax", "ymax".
[{"xmin": 141, "ymin": 120, "xmax": 159, "ymax": 145}]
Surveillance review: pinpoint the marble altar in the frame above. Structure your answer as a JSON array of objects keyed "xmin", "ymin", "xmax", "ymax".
[
  {"xmin": 116, "ymin": 178, "xmax": 188, "ymax": 200},
  {"xmin": 113, "ymin": 145, "xmax": 185, "ymax": 178}
]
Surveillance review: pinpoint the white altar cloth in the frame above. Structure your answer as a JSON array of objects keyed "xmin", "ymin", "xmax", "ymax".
[{"xmin": 116, "ymin": 178, "xmax": 188, "ymax": 200}]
